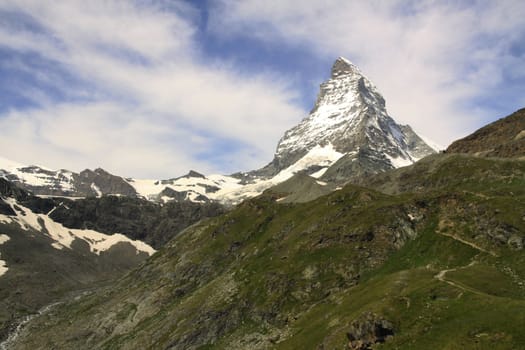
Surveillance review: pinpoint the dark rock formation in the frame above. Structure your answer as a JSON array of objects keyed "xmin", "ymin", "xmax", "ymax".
[{"xmin": 346, "ymin": 312, "xmax": 394, "ymax": 350}]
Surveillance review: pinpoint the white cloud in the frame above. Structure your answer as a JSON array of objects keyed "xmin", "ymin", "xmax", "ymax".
[
  {"xmin": 211, "ymin": 0, "xmax": 525, "ymax": 145},
  {"xmin": 1, "ymin": 0, "xmax": 523, "ymax": 178},
  {"xmin": 0, "ymin": 103, "xmax": 193, "ymax": 177},
  {"xmin": 0, "ymin": 0, "xmax": 304, "ymax": 178}
]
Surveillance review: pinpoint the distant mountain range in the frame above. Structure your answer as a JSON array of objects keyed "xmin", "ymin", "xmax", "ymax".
[{"xmin": 0, "ymin": 57, "xmax": 436, "ymax": 206}]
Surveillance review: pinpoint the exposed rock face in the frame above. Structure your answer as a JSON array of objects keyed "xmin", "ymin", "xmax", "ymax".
[
  {"xmin": 447, "ymin": 108, "xmax": 525, "ymax": 157},
  {"xmin": 257, "ymin": 57, "xmax": 436, "ymax": 179},
  {"xmin": 0, "ymin": 177, "xmax": 30, "ymax": 201},
  {"xmin": 0, "ymin": 176, "xmax": 225, "ymax": 248},
  {"xmin": 48, "ymin": 195, "xmax": 226, "ymax": 249},
  {"xmin": 346, "ymin": 312, "xmax": 394, "ymax": 350},
  {"xmin": 74, "ymin": 168, "xmax": 137, "ymax": 197}
]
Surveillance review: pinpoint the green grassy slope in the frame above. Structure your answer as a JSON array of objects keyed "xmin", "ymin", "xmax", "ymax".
[{"xmin": 11, "ymin": 155, "xmax": 525, "ymax": 350}]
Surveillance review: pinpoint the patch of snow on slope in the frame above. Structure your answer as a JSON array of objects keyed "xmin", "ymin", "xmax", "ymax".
[
  {"xmin": 206, "ymin": 174, "xmax": 243, "ymax": 192},
  {"xmin": 386, "ymin": 154, "xmax": 414, "ymax": 168},
  {"xmin": 127, "ymin": 174, "xmax": 243, "ymax": 202},
  {"xmin": 0, "ymin": 234, "xmax": 10, "ymax": 277},
  {"xmin": 419, "ymin": 134, "xmax": 443, "ymax": 152},
  {"xmin": 0, "ymin": 234, "xmax": 9, "ymax": 245},
  {"xmin": 0, "ymin": 215, "xmax": 12, "ymax": 225},
  {"xmin": 0, "ymin": 259, "xmax": 7, "ymax": 276},
  {"xmin": 125, "ymin": 179, "xmax": 162, "ymax": 199},
  {"xmin": 90, "ymin": 183, "xmax": 102, "ymax": 197},
  {"xmin": 184, "ymin": 191, "xmax": 200, "ymax": 202},
  {"xmin": 3, "ymin": 199, "xmax": 155, "ymax": 256},
  {"xmin": 127, "ymin": 144, "xmax": 343, "ymax": 205},
  {"xmin": 310, "ymin": 167, "xmax": 328, "ymax": 179},
  {"xmin": 160, "ymin": 196, "xmax": 172, "ymax": 203},
  {"xmin": 213, "ymin": 143, "xmax": 344, "ymax": 204},
  {"xmin": 272, "ymin": 143, "xmax": 344, "ymax": 183}
]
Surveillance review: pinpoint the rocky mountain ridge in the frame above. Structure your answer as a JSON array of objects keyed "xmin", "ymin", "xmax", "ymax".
[
  {"xmin": 0, "ymin": 157, "xmax": 136, "ymax": 198},
  {"xmin": 446, "ymin": 107, "xmax": 525, "ymax": 157}
]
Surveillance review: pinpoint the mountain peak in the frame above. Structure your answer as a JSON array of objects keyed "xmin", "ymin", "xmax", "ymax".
[
  {"xmin": 175, "ymin": 170, "xmax": 206, "ymax": 180},
  {"xmin": 331, "ymin": 57, "xmax": 363, "ymax": 78},
  {"xmin": 256, "ymin": 59, "xmax": 436, "ymax": 179}
]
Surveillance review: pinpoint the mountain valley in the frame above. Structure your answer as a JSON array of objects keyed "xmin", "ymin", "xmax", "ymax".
[
  {"xmin": 8, "ymin": 112, "xmax": 525, "ymax": 348},
  {"xmin": 0, "ymin": 58, "xmax": 524, "ymax": 349}
]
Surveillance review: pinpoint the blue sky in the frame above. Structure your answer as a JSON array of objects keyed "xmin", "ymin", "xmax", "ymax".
[{"xmin": 0, "ymin": 0, "xmax": 524, "ymax": 178}]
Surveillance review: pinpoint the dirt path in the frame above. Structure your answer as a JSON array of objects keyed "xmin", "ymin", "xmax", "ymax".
[
  {"xmin": 438, "ymin": 230, "xmax": 498, "ymax": 257},
  {"xmin": 434, "ymin": 261, "xmax": 489, "ymax": 297}
]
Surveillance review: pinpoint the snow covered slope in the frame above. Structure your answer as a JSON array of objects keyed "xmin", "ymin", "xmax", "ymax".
[
  {"xmin": 0, "ymin": 234, "xmax": 9, "ymax": 277},
  {"xmin": 126, "ymin": 143, "xmax": 344, "ymax": 205},
  {"xmin": 0, "ymin": 156, "xmax": 78, "ymax": 195},
  {"xmin": 0, "ymin": 198, "xmax": 155, "ymax": 256}
]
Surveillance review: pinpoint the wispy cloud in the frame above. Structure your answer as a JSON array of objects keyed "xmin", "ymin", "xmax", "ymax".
[
  {"xmin": 211, "ymin": 0, "xmax": 525, "ymax": 145},
  {"xmin": 0, "ymin": 0, "xmax": 304, "ymax": 177},
  {"xmin": 0, "ymin": 1, "xmax": 523, "ymax": 177}
]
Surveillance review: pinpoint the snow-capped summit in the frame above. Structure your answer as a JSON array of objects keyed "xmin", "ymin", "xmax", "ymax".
[
  {"xmin": 0, "ymin": 156, "xmax": 136, "ymax": 198},
  {"xmin": 258, "ymin": 57, "xmax": 436, "ymax": 179}
]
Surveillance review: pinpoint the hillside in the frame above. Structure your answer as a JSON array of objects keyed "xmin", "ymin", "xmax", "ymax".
[
  {"xmin": 9, "ymin": 149, "xmax": 525, "ymax": 349},
  {"xmin": 0, "ymin": 179, "xmax": 156, "ymax": 343},
  {"xmin": 447, "ymin": 108, "xmax": 525, "ymax": 157},
  {"xmin": 0, "ymin": 58, "xmax": 438, "ymax": 348}
]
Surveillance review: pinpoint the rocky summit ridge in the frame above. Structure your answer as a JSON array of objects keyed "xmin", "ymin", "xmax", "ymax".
[{"xmin": 257, "ymin": 57, "xmax": 436, "ymax": 180}]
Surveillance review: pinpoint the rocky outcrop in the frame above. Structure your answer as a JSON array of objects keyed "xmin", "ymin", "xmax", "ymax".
[
  {"xmin": 49, "ymin": 195, "xmax": 226, "ymax": 249},
  {"xmin": 74, "ymin": 168, "xmax": 137, "ymax": 197},
  {"xmin": 0, "ymin": 178, "xmax": 30, "ymax": 200},
  {"xmin": 346, "ymin": 312, "xmax": 394, "ymax": 349},
  {"xmin": 0, "ymin": 178, "xmax": 226, "ymax": 249}
]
